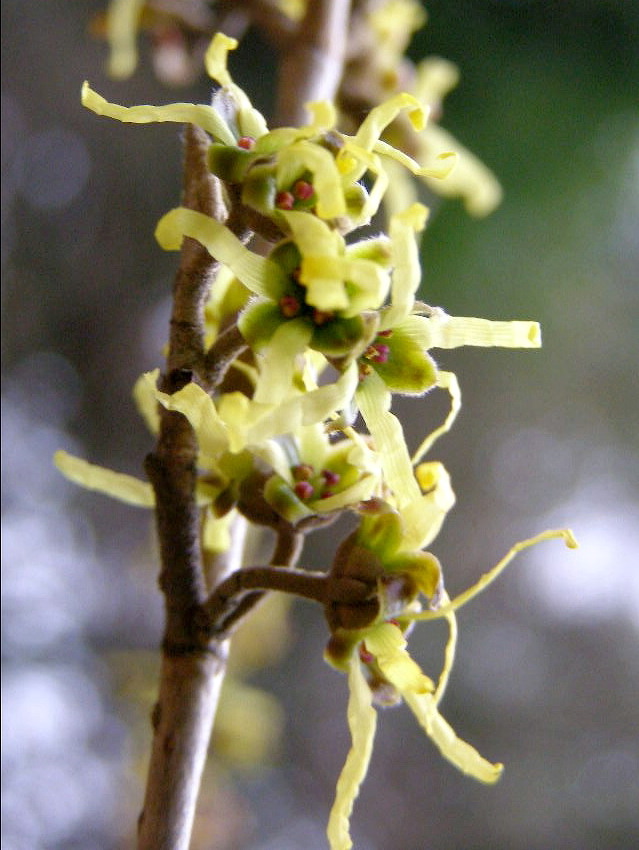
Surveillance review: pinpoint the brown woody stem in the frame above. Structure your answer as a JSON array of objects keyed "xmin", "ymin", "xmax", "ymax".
[{"xmin": 138, "ymin": 3, "xmax": 353, "ymax": 848}]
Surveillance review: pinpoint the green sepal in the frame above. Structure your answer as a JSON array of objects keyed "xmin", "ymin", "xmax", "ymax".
[
  {"xmin": 311, "ymin": 314, "xmax": 374, "ymax": 359},
  {"xmin": 241, "ymin": 162, "xmax": 278, "ymax": 216},
  {"xmin": 268, "ymin": 239, "xmax": 302, "ymax": 275},
  {"xmin": 387, "ymin": 551, "xmax": 442, "ymax": 599},
  {"xmin": 263, "ymin": 474, "xmax": 315, "ymax": 523},
  {"xmin": 346, "ymin": 237, "xmax": 392, "ymax": 267},
  {"xmin": 372, "ymin": 327, "xmax": 437, "ymax": 395},
  {"xmin": 208, "ymin": 143, "xmax": 256, "ymax": 183},
  {"xmin": 357, "ymin": 507, "xmax": 405, "ymax": 562},
  {"xmin": 238, "ymin": 300, "xmax": 284, "ymax": 349}
]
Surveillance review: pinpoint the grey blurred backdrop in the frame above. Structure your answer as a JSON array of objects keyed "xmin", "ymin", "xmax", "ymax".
[{"xmin": 2, "ymin": 1, "xmax": 638, "ymax": 848}]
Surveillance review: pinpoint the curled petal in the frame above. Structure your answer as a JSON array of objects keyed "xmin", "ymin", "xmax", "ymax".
[
  {"xmin": 381, "ymin": 203, "xmax": 430, "ymax": 329},
  {"xmin": 433, "ymin": 591, "xmax": 458, "ymax": 706},
  {"xmin": 155, "ymin": 207, "xmax": 289, "ymax": 299},
  {"xmin": 151, "ymin": 378, "xmax": 229, "ymax": 459},
  {"xmin": 81, "ymin": 82, "xmax": 237, "ymax": 146},
  {"xmin": 356, "ymin": 371, "xmax": 422, "ymax": 512},
  {"xmin": 354, "ymin": 93, "xmax": 426, "ymax": 151},
  {"xmin": 204, "ymin": 32, "xmax": 237, "ymax": 87},
  {"xmin": 54, "ymin": 450, "xmax": 155, "ymax": 507},
  {"xmin": 252, "ymin": 320, "xmax": 313, "ymax": 405},
  {"xmin": 421, "ymin": 124, "xmax": 503, "ymax": 217},
  {"xmin": 204, "ymin": 33, "xmax": 268, "ymax": 139},
  {"xmin": 408, "ymin": 529, "xmax": 579, "ymax": 623},
  {"xmin": 327, "ymin": 656, "xmax": 377, "ymax": 850},
  {"xmin": 404, "ymin": 691, "xmax": 504, "ymax": 783},
  {"xmin": 411, "ymin": 370, "xmax": 461, "ymax": 463},
  {"xmin": 402, "ymin": 461, "xmax": 456, "ymax": 551},
  {"xmin": 304, "ymin": 100, "xmax": 338, "ymax": 132},
  {"xmin": 373, "ymin": 138, "xmax": 457, "ymax": 180}
]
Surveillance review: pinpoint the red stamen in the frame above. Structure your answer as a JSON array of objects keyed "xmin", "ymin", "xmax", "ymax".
[
  {"xmin": 321, "ymin": 469, "xmax": 340, "ymax": 486},
  {"xmin": 237, "ymin": 136, "xmax": 255, "ymax": 150},
  {"xmin": 293, "ymin": 463, "xmax": 315, "ymax": 481},
  {"xmin": 359, "ymin": 643, "xmax": 375, "ymax": 664},
  {"xmin": 364, "ymin": 343, "xmax": 390, "ymax": 363},
  {"xmin": 294, "ymin": 480, "xmax": 314, "ymax": 500},
  {"xmin": 280, "ymin": 295, "xmax": 301, "ymax": 317},
  {"xmin": 276, "ymin": 191, "xmax": 295, "ymax": 210},
  {"xmin": 294, "ymin": 180, "xmax": 315, "ymax": 200}
]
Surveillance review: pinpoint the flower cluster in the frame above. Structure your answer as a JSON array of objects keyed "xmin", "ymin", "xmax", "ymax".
[{"xmin": 57, "ymin": 29, "xmax": 577, "ymax": 850}]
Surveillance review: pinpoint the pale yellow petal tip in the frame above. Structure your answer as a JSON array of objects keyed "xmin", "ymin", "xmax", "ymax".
[
  {"xmin": 529, "ymin": 322, "xmax": 542, "ymax": 346},
  {"xmin": 81, "ymin": 81, "xmax": 93, "ymax": 106},
  {"xmin": 560, "ymin": 528, "xmax": 579, "ymax": 549},
  {"xmin": 490, "ymin": 763, "xmax": 505, "ymax": 783},
  {"xmin": 204, "ymin": 32, "xmax": 239, "ymax": 83}
]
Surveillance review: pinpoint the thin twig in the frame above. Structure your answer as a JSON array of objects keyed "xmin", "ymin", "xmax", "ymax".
[{"xmin": 203, "ymin": 566, "xmax": 374, "ymax": 636}]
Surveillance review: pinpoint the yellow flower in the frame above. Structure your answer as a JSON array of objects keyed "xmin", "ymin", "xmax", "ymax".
[{"xmin": 326, "ymin": 529, "xmax": 578, "ymax": 850}]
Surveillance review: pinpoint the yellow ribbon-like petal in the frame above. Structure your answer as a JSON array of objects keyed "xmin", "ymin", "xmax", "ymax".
[
  {"xmin": 132, "ymin": 369, "xmax": 161, "ymax": 436},
  {"xmin": 354, "ymin": 92, "xmax": 426, "ymax": 151},
  {"xmin": 412, "ymin": 370, "xmax": 461, "ymax": 464},
  {"xmin": 327, "ymin": 656, "xmax": 377, "ymax": 850},
  {"xmin": 252, "ymin": 320, "xmax": 313, "ymax": 405},
  {"xmin": 402, "ymin": 461, "xmax": 456, "ymax": 551},
  {"xmin": 155, "ymin": 207, "xmax": 288, "ymax": 298},
  {"xmin": 204, "ymin": 34, "xmax": 268, "ymax": 139},
  {"xmin": 356, "ymin": 371, "xmax": 454, "ymax": 549},
  {"xmin": 54, "ymin": 450, "xmax": 155, "ymax": 507},
  {"xmin": 419, "ymin": 311, "xmax": 541, "ymax": 349},
  {"xmin": 404, "ymin": 691, "xmax": 504, "ymax": 783},
  {"xmin": 81, "ymin": 82, "xmax": 237, "ymax": 146},
  {"xmin": 409, "ymin": 529, "xmax": 579, "ymax": 623},
  {"xmin": 364, "ymin": 622, "xmax": 434, "ymax": 694},
  {"xmin": 151, "ymin": 378, "xmax": 230, "ymax": 459},
  {"xmin": 380, "ymin": 203, "xmax": 429, "ymax": 330}
]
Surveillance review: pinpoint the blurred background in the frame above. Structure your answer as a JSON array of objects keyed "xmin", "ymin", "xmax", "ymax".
[{"xmin": 2, "ymin": 1, "xmax": 638, "ymax": 848}]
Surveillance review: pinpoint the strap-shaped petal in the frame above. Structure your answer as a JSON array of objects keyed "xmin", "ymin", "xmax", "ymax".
[
  {"xmin": 409, "ymin": 529, "xmax": 579, "ymax": 623},
  {"xmin": 81, "ymin": 82, "xmax": 237, "ymax": 146},
  {"xmin": 54, "ymin": 450, "xmax": 155, "ymax": 507},
  {"xmin": 151, "ymin": 379, "xmax": 230, "ymax": 459},
  {"xmin": 356, "ymin": 371, "xmax": 422, "ymax": 513},
  {"xmin": 204, "ymin": 33, "xmax": 268, "ymax": 139},
  {"xmin": 155, "ymin": 208, "xmax": 289, "ymax": 299},
  {"xmin": 327, "ymin": 657, "xmax": 377, "ymax": 850},
  {"xmin": 381, "ymin": 203, "xmax": 430, "ymax": 329},
  {"xmin": 364, "ymin": 622, "xmax": 434, "ymax": 694},
  {"xmin": 252, "ymin": 319, "xmax": 313, "ymax": 405},
  {"xmin": 404, "ymin": 691, "xmax": 504, "ymax": 783},
  {"xmin": 411, "ymin": 370, "xmax": 461, "ymax": 463},
  {"xmin": 420, "ymin": 311, "xmax": 541, "ymax": 349},
  {"xmin": 354, "ymin": 92, "xmax": 426, "ymax": 151}
]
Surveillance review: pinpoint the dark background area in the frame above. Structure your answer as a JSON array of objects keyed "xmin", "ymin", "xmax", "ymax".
[{"xmin": 2, "ymin": 2, "xmax": 638, "ymax": 848}]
